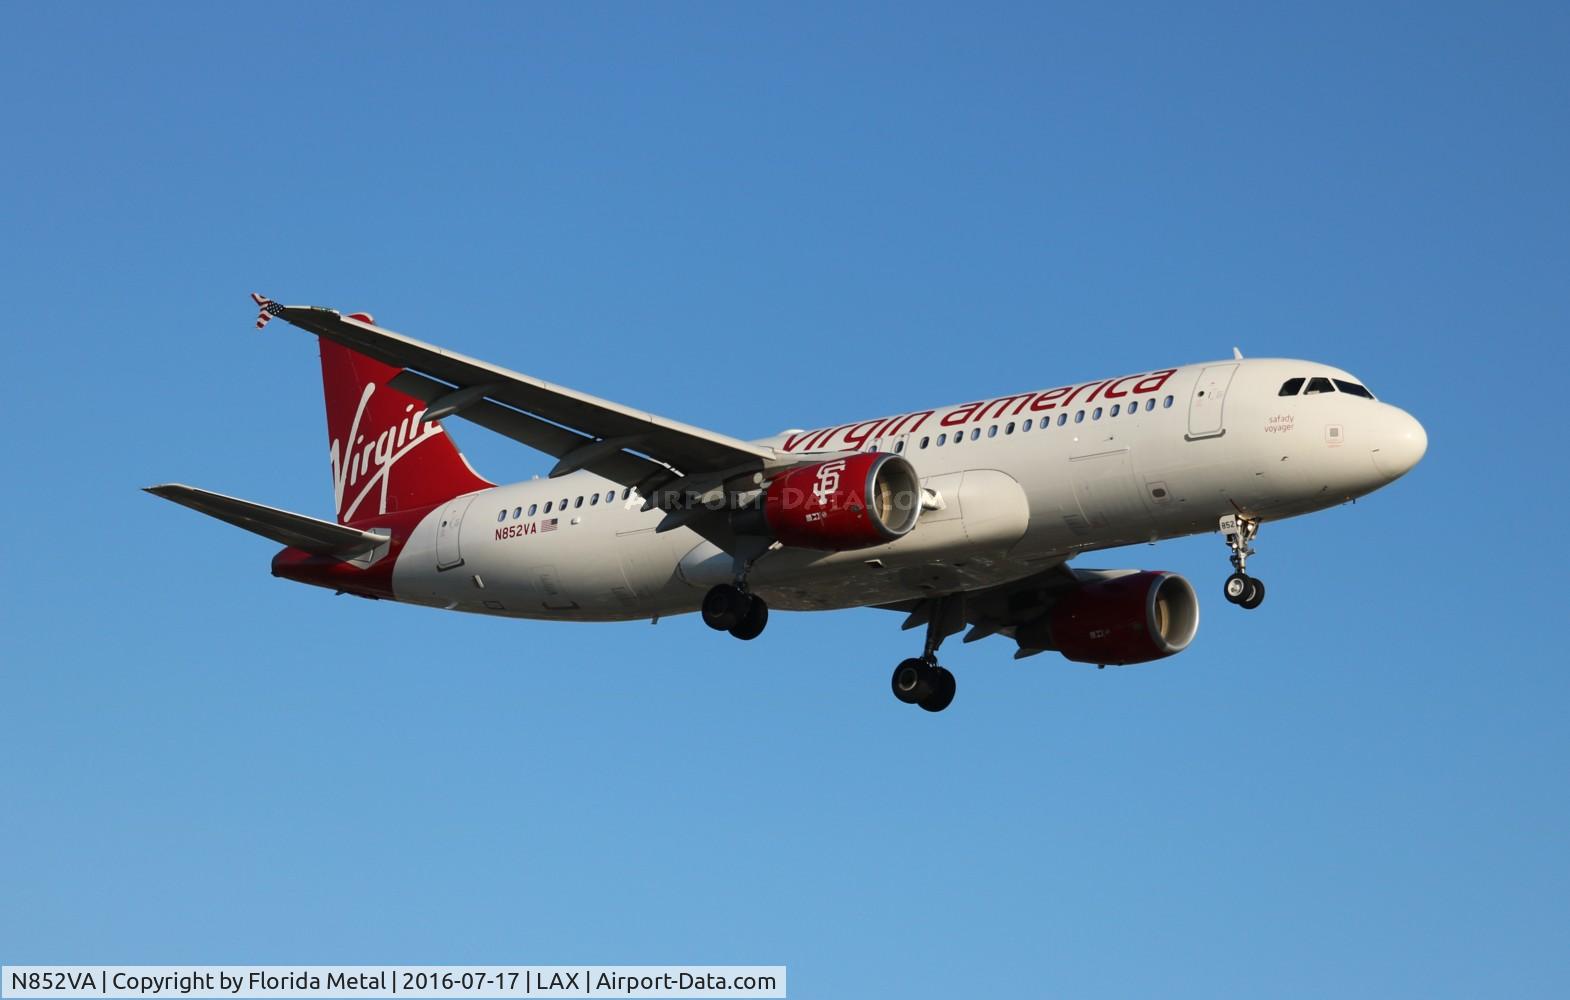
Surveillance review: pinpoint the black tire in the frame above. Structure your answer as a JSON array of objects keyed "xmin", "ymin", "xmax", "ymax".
[
  {"xmin": 918, "ymin": 665, "xmax": 956, "ymax": 713},
  {"xmin": 1223, "ymin": 572, "xmax": 1250, "ymax": 604},
  {"xmin": 891, "ymin": 658, "xmax": 929, "ymax": 704},
  {"xmin": 728, "ymin": 595, "xmax": 769, "ymax": 640},
  {"xmin": 702, "ymin": 584, "xmax": 746, "ymax": 631},
  {"xmin": 1239, "ymin": 577, "xmax": 1265, "ymax": 610}
]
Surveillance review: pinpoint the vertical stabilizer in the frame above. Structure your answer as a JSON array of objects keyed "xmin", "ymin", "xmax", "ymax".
[{"xmin": 318, "ymin": 336, "xmax": 492, "ymax": 524}]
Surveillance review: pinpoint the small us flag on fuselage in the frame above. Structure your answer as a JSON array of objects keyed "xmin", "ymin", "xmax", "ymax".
[{"xmin": 540, "ymin": 518, "xmax": 558, "ymax": 533}]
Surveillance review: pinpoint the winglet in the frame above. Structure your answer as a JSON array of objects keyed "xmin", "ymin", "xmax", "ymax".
[{"xmin": 251, "ymin": 291, "xmax": 282, "ymax": 330}]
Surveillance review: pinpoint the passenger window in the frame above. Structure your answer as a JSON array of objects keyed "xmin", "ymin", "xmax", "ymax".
[
  {"xmin": 970, "ymin": 428, "xmax": 981, "ymax": 441},
  {"xmin": 1110, "ymin": 404, "xmax": 1120, "ymax": 417},
  {"xmin": 1092, "ymin": 407, "xmax": 1102, "ymax": 420},
  {"xmin": 1279, "ymin": 377, "xmax": 1305, "ymax": 396},
  {"xmin": 496, "ymin": 509, "xmax": 506, "ymax": 522},
  {"xmin": 1163, "ymin": 395, "xmax": 1174, "ymax": 408},
  {"xmin": 1145, "ymin": 398, "xmax": 1155, "ymax": 411},
  {"xmin": 528, "ymin": 503, "xmax": 538, "ymax": 516},
  {"xmin": 606, "ymin": 490, "xmax": 615, "ymax": 503},
  {"xmin": 574, "ymin": 496, "xmax": 584, "ymax": 508},
  {"xmin": 987, "ymin": 425, "xmax": 998, "ymax": 438},
  {"xmin": 513, "ymin": 507, "xmax": 522, "ymax": 519},
  {"xmin": 1058, "ymin": 413, "xmax": 1068, "ymax": 426},
  {"xmin": 560, "ymin": 498, "xmax": 568, "ymax": 509},
  {"xmin": 544, "ymin": 501, "xmax": 553, "ymax": 513},
  {"xmin": 1022, "ymin": 418, "xmax": 1032, "ymax": 432},
  {"xmin": 1005, "ymin": 421, "xmax": 1015, "ymax": 435},
  {"xmin": 1334, "ymin": 379, "xmax": 1374, "ymax": 398},
  {"xmin": 1305, "ymin": 377, "xmax": 1334, "ymax": 395},
  {"xmin": 920, "ymin": 436, "xmax": 930, "ymax": 448},
  {"xmin": 590, "ymin": 493, "xmax": 599, "ymax": 505},
  {"xmin": 895, "ymin": 439, "xmax": 905, "ymax": 452},
  {"xmin": 1075, "ymin": 410, "xmax": 1085, "ymax": 423},
  {"xmin": 623, "ymin": 487, "xmax": 633, "ymax": 500},
  {"xmin": 937, "ymin": 432, "xmax": 947, "ymax": 446}
]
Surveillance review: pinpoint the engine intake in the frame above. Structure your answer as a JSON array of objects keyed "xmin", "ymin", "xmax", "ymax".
[
  {"xmin": 760, "ymin": 452, "xmax": 921, "ymax": 551},
  {"xmin": 1042, "ymin": 571, "xmax": 1200, "ymax": 666}
]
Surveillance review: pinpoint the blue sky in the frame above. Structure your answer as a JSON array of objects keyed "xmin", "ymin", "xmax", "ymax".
[{"xmin": 2, "ymin": 3, "xmax": 1567, "ymax": 997}]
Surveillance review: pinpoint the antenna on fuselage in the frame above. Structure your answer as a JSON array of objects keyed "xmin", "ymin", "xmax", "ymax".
[{"xmin": 1233, "ymin": 347, "xmax": 1244, "ymax": 360}]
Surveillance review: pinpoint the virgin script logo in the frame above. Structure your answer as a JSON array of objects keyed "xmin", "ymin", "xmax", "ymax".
[{"xmin": 330, "ymin": 383, "xmax": 445, "ymax": 521}]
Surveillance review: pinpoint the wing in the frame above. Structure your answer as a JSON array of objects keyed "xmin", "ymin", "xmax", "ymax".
[
  {"xmin": 254, "ymin": 297, "xmax": 776, "ymax": 502},
  {"xmin": 879, "ymin": 561, "xmax": 1090, "ymax": 659},
  {"xmin": 145, "ymin": 484, "xmax": 387, "ymax": 560}
]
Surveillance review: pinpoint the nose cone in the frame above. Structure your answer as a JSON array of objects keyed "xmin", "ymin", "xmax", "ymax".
[{"xmin": 1371, "ymin": 407, "xmax": 1428, "ymax": 481}]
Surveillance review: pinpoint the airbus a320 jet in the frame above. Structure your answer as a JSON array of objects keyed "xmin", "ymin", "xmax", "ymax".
[{"xmin": 148, "ymin": 295, "xmax": 1427, "ymax": 712}]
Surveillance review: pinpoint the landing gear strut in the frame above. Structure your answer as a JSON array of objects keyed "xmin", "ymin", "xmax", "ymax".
[
  {"xmin": 702, "ymin": 583, "xmax": 769, "ymax": 640},
  {"xmin": 890, "ymin": 594, "xmax": 962, "ymax": 712},
  {"xmin": 1220, "ymin": 513, "xmax": 1266, "ymax": 610}
]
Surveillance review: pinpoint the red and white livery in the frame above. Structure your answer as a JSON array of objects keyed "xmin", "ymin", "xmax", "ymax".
[{"xmin": 148, "ymin": 295, "xmax": 1427, "ymax": 712}]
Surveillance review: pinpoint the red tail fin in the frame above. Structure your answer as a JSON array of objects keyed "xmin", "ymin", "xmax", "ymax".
[{"xmin": 319, "ymin": 336, "xmax": 491, "ymax": 524}]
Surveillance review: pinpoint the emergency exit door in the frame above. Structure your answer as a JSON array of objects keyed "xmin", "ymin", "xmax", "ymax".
[
  {"xmin": 1187, "ymin": 364, "xmax": 1238, "ymax": 440},
  {"xmin": 435, "ymin": 495, "xmax": 475, "ymax": 570}
]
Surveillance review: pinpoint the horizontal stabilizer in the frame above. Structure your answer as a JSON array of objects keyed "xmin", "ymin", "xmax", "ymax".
[{"xmin": 144, "ymin": 484, "xmax": 387, "ymax": 559}]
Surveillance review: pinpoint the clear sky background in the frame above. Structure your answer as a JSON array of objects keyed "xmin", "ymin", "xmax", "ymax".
[{"xmin": 3, "ymin": 3, "xmax": 1567, "ymax": 997}]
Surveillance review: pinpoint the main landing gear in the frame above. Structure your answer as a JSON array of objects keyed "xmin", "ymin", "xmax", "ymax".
[
  {"xmin": 1220, "ymin": 513, "xmax": 1266, "ymax": 610},
  {"xmin": 702, "ymin": 546, "xmax": 772, "ymax": 641},
  {"xmin": 890, "ymin": 594, "xmax": 963, "ymax": 713},
  {"xmin": 702, "ymin": 583, "xmax": 769, "ymax": 640},
  {"xmin": 891, "ymin": 657, "xmax": 956, "ymax": 713}
]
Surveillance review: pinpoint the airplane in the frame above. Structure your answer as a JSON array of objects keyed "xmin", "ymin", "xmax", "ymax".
[{"xmin": 147, "ymin": 294, "xmax": 1427, "ymax": 713}]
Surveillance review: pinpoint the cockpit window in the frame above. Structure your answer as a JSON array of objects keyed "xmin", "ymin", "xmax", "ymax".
[
  {"xmin": 1304, "ymin": 377, "xmax": 1335, "ymax": 395},
  {"xmin": 1333, "ymin": 379, "xmax": 1374, "ymax": 399},
  {"xmin": 1279, "ymin": 377, "xmax": 1305, "ymax": 396}
]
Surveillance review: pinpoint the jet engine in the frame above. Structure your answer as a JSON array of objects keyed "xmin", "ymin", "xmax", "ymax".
[
  {"xmin": 1029, "ymin": 571, "xmax": 1200, "ymax": 666},
  {"xmin": 756, "ymin": 452, "xmax": 921, "ymax": 551}
]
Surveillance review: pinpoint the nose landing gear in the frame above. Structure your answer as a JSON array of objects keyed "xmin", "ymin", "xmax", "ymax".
[{"xmin": 1220, "ymin": 513, "xmax": 1265, "ymax": 609}]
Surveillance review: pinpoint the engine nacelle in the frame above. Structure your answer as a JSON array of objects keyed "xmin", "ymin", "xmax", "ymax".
[
  {"xmin": 760, "ymin": 452, "xmax": 921, "ymax": 551},
  {"xmin": 1044, "ymin": 571, "xmax": 1200, "ymax": 666}
]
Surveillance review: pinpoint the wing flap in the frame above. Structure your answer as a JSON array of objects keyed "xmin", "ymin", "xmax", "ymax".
[{"xmin": 144, "ymin": 484, "xmax": 386, "ymax": 559}]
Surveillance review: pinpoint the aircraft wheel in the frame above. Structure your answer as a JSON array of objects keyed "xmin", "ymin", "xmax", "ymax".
[
  {"xmin": 891, "ymin": 658, "xmax": 929, "ymax": 704},
  {"xmin": 1223, "ymin": 572, "xmax": 1251, "ymax": 604},
  {"xmin": 728, "ymin": 595, "xmax": 769, "ymax": 640},
  {"xmin": 1239, "ymin": 577, "xmax": 1266, "ymax": 610},
  {"xmin": 702, "ymin": 584, "xmax": 748, "ymax": 631},
  {"xmin": 918, "ymin": 665, "xmax": 956, "ymax": 713}
]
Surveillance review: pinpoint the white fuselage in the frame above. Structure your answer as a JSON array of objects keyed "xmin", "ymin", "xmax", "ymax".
[{"xmin": 387, "ymin": 358, "xmax": 1425, "ymax": 621}]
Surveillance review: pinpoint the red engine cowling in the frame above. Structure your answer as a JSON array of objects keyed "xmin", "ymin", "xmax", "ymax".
[
  {"xmin": 761, "ymin": 452, "xmax": 922, "ymax": 550},
  {"xmin": 1046, "ymin": 571, "xmax": 1200, "ymax": 666}
]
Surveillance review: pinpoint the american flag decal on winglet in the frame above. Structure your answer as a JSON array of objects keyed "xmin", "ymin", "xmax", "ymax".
[
  {"xmin": 540, "ymin": 518, "xmax": 559, "ymax": 533},
  {"xmin": 250, "ymin": 291, "xmax": 282, "ymax": 330}
]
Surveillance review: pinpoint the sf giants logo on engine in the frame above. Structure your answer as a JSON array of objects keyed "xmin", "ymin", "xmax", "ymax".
[
  {"xmin": 330, "ymin": 383, "xmax": 445, "ymax": 520},
  {"xmin": 811, "ymin": 459, "xmax": 847, "ymax": 506}
]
